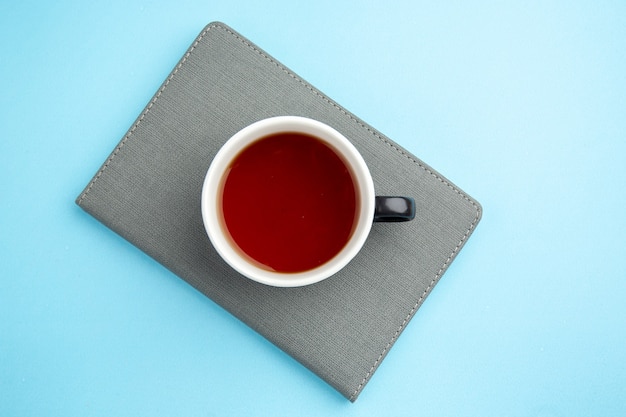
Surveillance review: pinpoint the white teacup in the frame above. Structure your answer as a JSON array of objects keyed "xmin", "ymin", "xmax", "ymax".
[{"xmin": 201, "ymin": 116, "xmax": 414, "ymax": 287}]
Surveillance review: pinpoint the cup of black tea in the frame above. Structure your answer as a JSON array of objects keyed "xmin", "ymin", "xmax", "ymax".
[{"xmin": 201, "ymin": 116, "xmax": 415, "ymax": 287}]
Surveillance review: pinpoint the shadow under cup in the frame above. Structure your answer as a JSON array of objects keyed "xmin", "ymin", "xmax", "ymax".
[{"xmin": 202, "ymin": 116, "xmax": 414, "ymax": 287}]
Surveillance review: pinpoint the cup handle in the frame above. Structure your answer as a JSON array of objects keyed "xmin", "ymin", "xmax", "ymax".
[{"xmin": 374, "ymin": 196, "xmax": 416, "ymax": 222}]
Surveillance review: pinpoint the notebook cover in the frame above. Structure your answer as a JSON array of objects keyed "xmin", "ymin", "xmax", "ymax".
[{"xmin": 76, "ymin": 22, "xmax": 482, "ymax": 401}]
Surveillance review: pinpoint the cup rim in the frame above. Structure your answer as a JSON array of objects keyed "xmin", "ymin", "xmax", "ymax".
[{"xmin": 201, "ymin": 116, "xmax": 375, "ymax": 287}]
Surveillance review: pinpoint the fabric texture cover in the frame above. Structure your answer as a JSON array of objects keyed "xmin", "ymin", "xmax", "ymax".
[{"xmin": 76, "ymin": 22, "xmax": 482, "ymax": 401}]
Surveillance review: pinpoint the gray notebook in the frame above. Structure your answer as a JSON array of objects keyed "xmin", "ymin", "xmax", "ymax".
[{"xmin": 76, "ymin": 22, "xmax": 482, "ymax": 401}]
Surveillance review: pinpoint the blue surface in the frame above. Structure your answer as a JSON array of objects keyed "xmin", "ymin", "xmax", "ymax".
[{"xmin": 2, "ymin": 1, "xmax": 625, "ymax": 416}]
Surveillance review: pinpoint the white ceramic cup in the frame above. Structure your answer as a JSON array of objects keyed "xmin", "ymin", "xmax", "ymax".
[{"xmin": 201, "ymin": 116, "xmax": 413, "ymax": 287}]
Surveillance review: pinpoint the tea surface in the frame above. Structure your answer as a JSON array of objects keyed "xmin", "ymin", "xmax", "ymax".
[{"xmin": 220, "ymin": 132, "xmax": 357, "ymax": 273}]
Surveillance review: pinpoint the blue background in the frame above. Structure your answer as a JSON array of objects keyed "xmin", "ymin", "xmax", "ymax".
[{"xmin": 2, "ymin": 1, "xmax": 625, "ymax": 416}]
